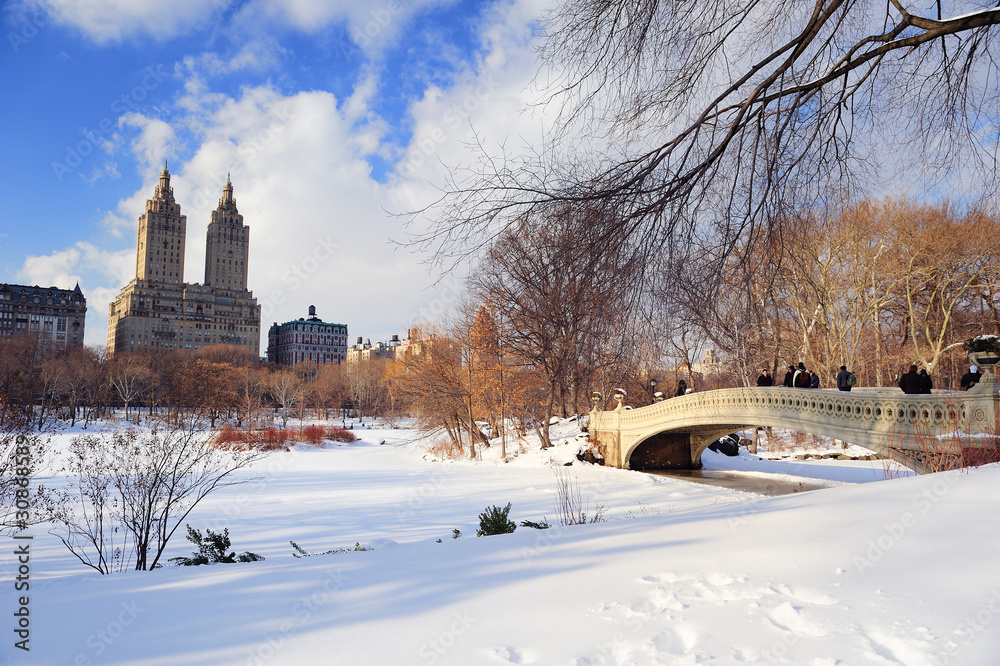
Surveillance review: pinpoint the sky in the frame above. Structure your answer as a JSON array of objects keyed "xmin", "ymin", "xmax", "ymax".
[{"xmin": 0, "ymin": 0, "xmax": 554, "ymax": 350}]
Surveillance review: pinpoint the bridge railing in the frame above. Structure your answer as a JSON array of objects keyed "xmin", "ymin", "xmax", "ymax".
[{"xmin": 587, "ymin": 385, "xmax": 1000, "ymax": 472}]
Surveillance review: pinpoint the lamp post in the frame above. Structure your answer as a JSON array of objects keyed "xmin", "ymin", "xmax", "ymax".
[
  {"xmin": 649, "ymin": 378, "xmax": 658, "ymax": 404},
  {"xmin": 590, "ymin": 390, "xmax": 603, "ymax": 410}
]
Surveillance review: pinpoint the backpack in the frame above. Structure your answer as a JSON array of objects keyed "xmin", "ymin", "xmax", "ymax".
[{"xmin": 846, "ymin": 372, "xmax": 857, "ymax": 387}]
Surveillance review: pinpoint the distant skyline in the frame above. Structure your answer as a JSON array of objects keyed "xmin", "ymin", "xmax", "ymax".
[{"xmin": 0, "ymin": 0, "xmax": 553, "ymax": 349}]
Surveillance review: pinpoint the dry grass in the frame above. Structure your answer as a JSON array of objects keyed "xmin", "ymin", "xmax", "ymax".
[
  {"xmin": 425, "ymin": 436, "xmax": 463, "ymax": 459},
  {"xmin": 552, "ymin": 468, "xmax": 605, "ymax": 526}
]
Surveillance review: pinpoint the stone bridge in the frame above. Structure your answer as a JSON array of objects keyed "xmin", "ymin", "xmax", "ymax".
[{"xmin": 587, "ymin": 380, "xmax": 1000, "ymax": 474}]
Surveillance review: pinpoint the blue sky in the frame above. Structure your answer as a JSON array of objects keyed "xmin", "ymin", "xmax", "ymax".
[{"xmin": 0, "ymin": 0, "xmax": 550, "ymax": 348}]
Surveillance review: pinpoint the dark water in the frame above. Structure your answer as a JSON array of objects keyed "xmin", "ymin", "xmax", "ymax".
[{"xmin": 647, "ymin": 469, "xmax": 829, "ymax": 496}]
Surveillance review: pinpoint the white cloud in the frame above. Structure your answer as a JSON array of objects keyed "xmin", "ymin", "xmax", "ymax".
[
  {"xmin": 240, "ymin": 0, "xmax": 452, "ymax": 53},
  {"xmin": 23, "ymin": 0, "xmax": 229, "ymax": 44},
  {"xmin": 54, "ymin": 0, "xmax": 556, "ymax": 349},
  {"xmin": 20, "ymin": 0, "xmax": 458, "ymax": 54},
  {"xmin": 17, "ymin": 243, "xmax": 135, "ymax": 346},
  {"xmin": 119, "ymin": 113, "xmax": 181, "ymax": 175}
]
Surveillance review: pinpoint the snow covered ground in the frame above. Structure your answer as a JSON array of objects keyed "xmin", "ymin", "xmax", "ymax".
[{"xmin": 3, "ymin": 419, "xmax": 999, "ymax": 665}]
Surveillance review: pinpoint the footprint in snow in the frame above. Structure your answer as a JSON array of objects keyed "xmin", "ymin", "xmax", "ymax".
[
  {"xmin": 647, "ymin": 625, "xmax": 697, "ymax": 656},
  {"xmin": 765, "ymin": 601, "xmax": 829, "ymax": 637},
  {"xmin": 491, "ymin": 646, "xmax": 534, "ymax": 663}
]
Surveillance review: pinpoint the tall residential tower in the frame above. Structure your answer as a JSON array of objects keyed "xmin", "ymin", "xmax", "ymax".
[{"xmin": 107, "ymin": 163, "xmax": 261, "ymax": 356}]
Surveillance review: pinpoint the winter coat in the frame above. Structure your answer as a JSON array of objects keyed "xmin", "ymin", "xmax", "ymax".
[
  {"xmin": 836, "ymin": 369, "xmax": 852, "ymax": 392},
  {"xmin": 793, "ymin": 370, "xmax": 811, "ymax": 388},
  {"xmin": 960, "ymin": 371, "xmax": 982, "ymax": 391},
  {"xmin": 918, "ymin": 370, "xmax": 932, "ymax": 394},
  {"xmin": 782, "ymin": 371, "xmax": 795, "ymax": 387},
  {"xmin": 899, "ymin": 370, "xmax": 921, "ymax": 395},
  {"xmin": 809, "ymin": 372, "xmax": 820, "ymax": 389},
  {"xmin": 756, "ymin": 373, "xmax": 774, "ymax": 387}
]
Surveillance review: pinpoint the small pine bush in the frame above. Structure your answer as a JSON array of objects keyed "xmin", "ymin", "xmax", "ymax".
[
  {"xmin": 170, "ymin": 525, "xmax": 264, "ymax": 566},
  {"xmin": 477, "ymin": 503, "xmax": 516, "ymax": 536}
]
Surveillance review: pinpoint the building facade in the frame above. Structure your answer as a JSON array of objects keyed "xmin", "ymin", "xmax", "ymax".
[
  {"xmin": 345, "ymin": 334, "xmax": 401, "ymax": 363},
  {"xmin": 0, "ymin": 282, "xmax": 86, "ymax": 349},
  {"xmin": 106, "ymin": 164, "xmax": 261, "ymax": 356},
  {"xmin": 267, "ymin": 305, "xmax": 348, "ymax": 366}
]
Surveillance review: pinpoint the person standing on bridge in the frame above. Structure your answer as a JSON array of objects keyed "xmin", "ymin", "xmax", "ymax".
[
  {"xmin": 793, "ymin": 363, "xmax": 811, "ymax": 388},
  {"xmin": 782, "ymin": 365, "xmax": 795, "ymax": 387},
  {"xmin": 835, "ymin": 365, "xmax": 854, "ymax": 392},
  {"xmin": 756, "ymin": 370, "xmax": 773, "ymax": 386},
  {"xmin": 809, "ymin": 370, "xmax": 820, "ymax": 389},
  {"xmin": 918, "ymin": 369, "xmax": 933, "ymax": 394},
  {"xmin": 676, "ymin": 379, "xmax": 688, "ymax": 397},
  {"xmin": 899, "ymin": 365, "xmax": 921, "ymax": 394},
  {"xmin": 961, "ymin": 365, "xmax": 982, "ymax": 391}
]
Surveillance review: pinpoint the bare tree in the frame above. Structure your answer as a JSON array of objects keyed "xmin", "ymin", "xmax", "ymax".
[
  {"xmin": 107, "ymin": 354, "xmax": 152, "ymax": 423},
  {"xmin": 419, "ymin": 1, "xmax": 1000, "ymax": 295},
  {"xmin": 267, "ymin": 370, "xmax": 305, "ymax": 428},
  {"xmin": 473, "ymin": 204, "xmax": 636, "ymax": 447}
]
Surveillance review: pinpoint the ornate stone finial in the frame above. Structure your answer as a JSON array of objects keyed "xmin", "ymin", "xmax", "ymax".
[
  {"xmin": 226, "ymin": 171, "xmax": 231, "ymax": 185},
  {"xmin": 163, "ymin": 159, "xmax": 169, "ymax": 173}
]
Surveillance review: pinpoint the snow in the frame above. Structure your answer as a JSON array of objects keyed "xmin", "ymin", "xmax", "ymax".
[{"xmin": 4, "ymin": 419, "xmax": 999, "ymax": 665}]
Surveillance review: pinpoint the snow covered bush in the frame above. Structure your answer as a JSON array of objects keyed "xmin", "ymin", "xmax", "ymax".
[
  {"xmin": 477, "ymin": 503, "xmax": 517, "ymax": 536},
  {"xmin": 169, "ymin": 525, "xmax": 263, "ymax": 566},
  {"xmin": 963, "ymin": 335, "xmax": 1000, "ymax": 353}
]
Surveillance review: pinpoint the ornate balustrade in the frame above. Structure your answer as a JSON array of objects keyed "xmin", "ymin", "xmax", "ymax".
[{"xmin": 588, "ymin": 385, "xmax": 1000, "ymax": 474}]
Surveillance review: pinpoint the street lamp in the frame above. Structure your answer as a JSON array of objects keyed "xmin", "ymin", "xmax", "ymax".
[{"xmin": 649, "ymin": 378, "xmax": 658, "ymax": 404}]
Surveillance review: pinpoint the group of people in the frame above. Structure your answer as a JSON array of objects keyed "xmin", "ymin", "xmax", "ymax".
[
  {"xmin": 897, "ymin": 365, "xmax": 934, "ymax": 394},
  {"xmin": 753, "ymin": 362, "xmax": 985, "ymax": 393},
  {"xmin": 762, "ymin": 363, "xmax": 825, "ymax": 389}
]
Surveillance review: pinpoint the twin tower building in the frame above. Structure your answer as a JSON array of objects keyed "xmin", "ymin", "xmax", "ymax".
[{"xmin": 106, "ymin": 163, "xmax": 261, "ymax": 356}]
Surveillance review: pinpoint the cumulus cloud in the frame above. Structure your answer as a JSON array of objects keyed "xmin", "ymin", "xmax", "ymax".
[
  {"xmin": 239, "ymin": 0, "xmax": 451, "ymax": 53},
  {"xmin": 119, "ymin": 113, "xmax": 181, "ymax": 175},
  {"xmin": 33, "ymin": 0, "xmax": 556, "ymax": 349},
  {"xmin": 21, "ymin": 0, "xmax": 229, "ymax": 44},
  {"xmin": 17, "ymin": 242, "xmax": 135, "ymax": 343}
]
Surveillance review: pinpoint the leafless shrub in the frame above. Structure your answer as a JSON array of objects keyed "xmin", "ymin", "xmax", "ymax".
[
  {"xmin": 0, "ymin": 434, "xmax": 48, "ymax": 536},
  {"xmin": 46, "ymin": 428, "xmax": 269, "ymax": 574}
]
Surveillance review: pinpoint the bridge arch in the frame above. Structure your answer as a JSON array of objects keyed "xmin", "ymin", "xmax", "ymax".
[{"xmin": 588, "ymin": 386, "xmax": 1000, "ymax": 474}]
